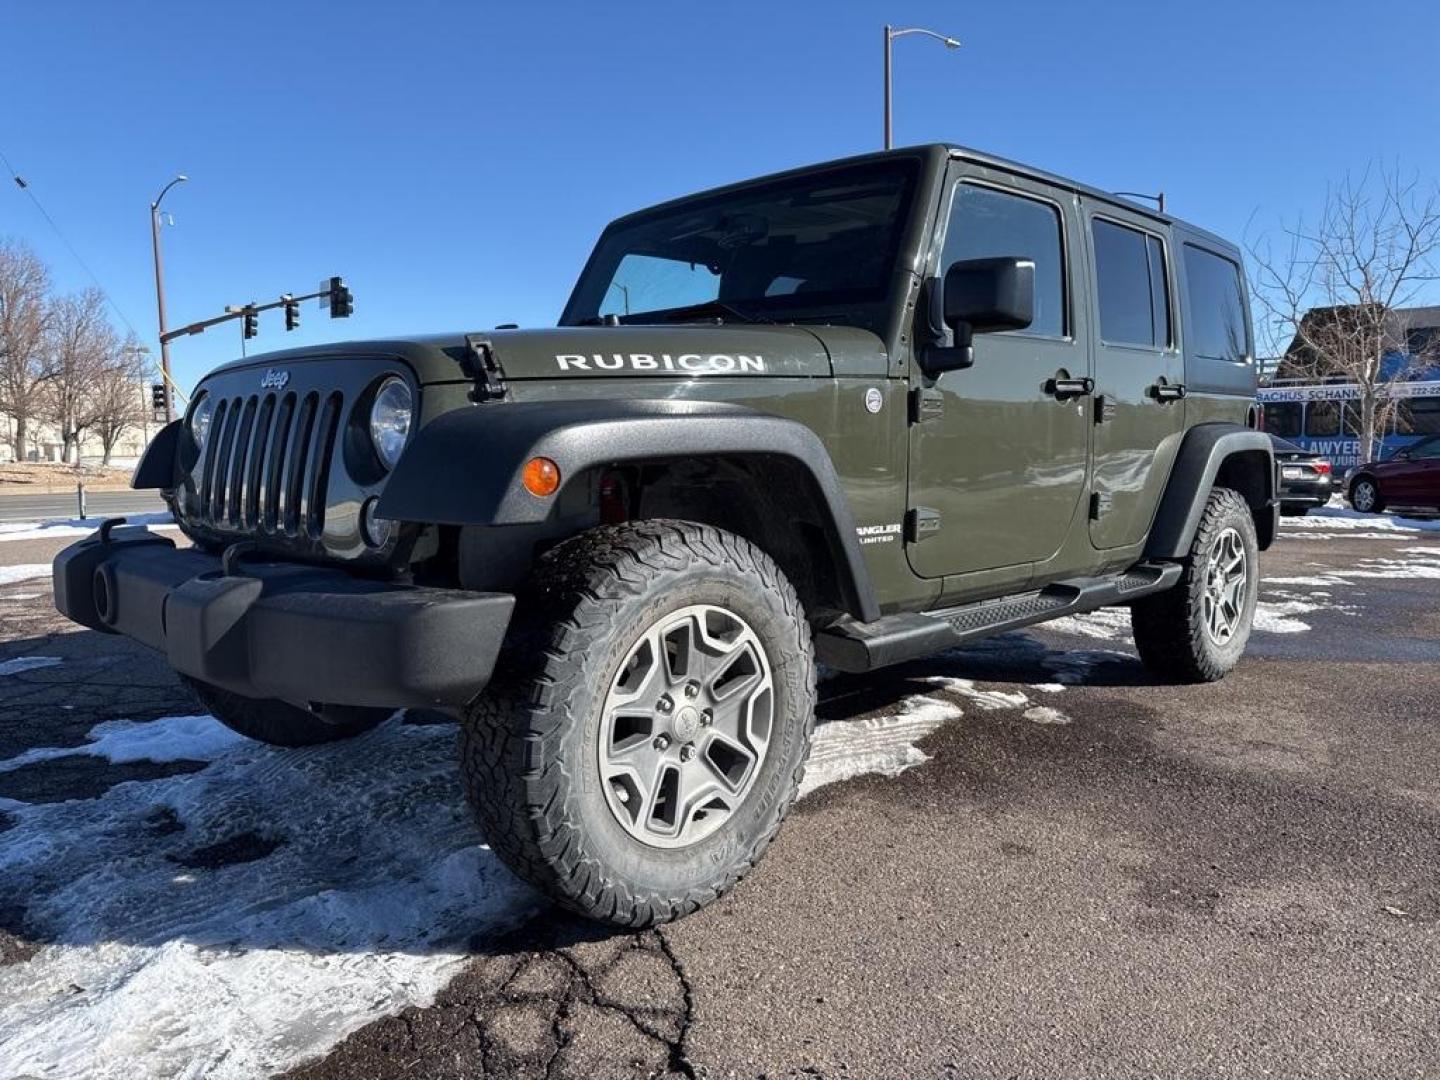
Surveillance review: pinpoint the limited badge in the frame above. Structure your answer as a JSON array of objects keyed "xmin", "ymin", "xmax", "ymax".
[{"xmin": 864, "ymin": 387, "xmax": 883, "ymax": 414}]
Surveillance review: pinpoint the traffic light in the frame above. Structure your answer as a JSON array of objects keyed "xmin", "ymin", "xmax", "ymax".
[
  {"xmin": 243, "ymin": 306, "xmax": 259, "ymax": 340},
  {"xmin": 284, "ymin": 298, "xmax": 300, "ymax": 332},
  {"xmin": 326, "ymin": 276, "xmax": 353, "ymax": 318},
  {"xmin": 151, "ymin": 382, "xmax": 168, "ymax": 411}
]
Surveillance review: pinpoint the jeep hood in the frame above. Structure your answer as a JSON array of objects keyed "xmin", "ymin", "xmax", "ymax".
[{"xmin": 204, "ymin": 324, "xmax": 880, "ymax": 385}]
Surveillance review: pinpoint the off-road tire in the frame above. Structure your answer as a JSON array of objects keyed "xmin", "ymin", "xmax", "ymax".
[
  {"xmin": 461, "ymin": 520, "xmax": 816, "ymax": 926},
  {"xmin": 182, "ymin": 676, "xmax": 389, "ymax": 747},
  {"xmin": 1350, "ymin": 476, "xmax": 1384, "ymax": 514},
  {"xmin": 1131, "ymin": 487, "xmax": 1259, "ymax": 683}
]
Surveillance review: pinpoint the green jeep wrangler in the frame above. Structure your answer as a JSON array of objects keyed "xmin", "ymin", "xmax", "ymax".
[{"xmin": 54, "ymin": 145, "xmax": 1275, "ymax": 925}]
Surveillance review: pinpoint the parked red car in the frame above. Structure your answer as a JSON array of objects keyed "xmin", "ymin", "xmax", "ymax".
[{"xmin": 1348, "ymin": 435, "xmax": 1440, "ymax": 513}]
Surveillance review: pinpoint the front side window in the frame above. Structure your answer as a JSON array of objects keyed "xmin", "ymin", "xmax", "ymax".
[
  {"xmin": 1263, "ymin": 402, "xmax": 1302, "ymax": 437},
  {"xmin": 564, "ymin": 160, "xmax": 919, "ymax": 325},
  {"xmin": 1184, "ymin": 244, "xmax": 1250, "ymax": 363},
  {"xmin": 941, "ymin": 184, "xmax": 1066, "ymax": 337},
  {"xmin": 1092, "ymin": 218, "xmax": 1170, "ymax": 348},
  {"xmin": 1410, "ymin": 436, "xmax": 1440, "ymax": 460}
]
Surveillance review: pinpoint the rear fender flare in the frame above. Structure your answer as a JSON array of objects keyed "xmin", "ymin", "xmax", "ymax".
[
  {"xmin": 377, "ymin": 399, "xmax": 881, "ymax": 621},
  {"xmin": 1145, "ymin": 424, "xmax": 1277, "ymax": 557}
]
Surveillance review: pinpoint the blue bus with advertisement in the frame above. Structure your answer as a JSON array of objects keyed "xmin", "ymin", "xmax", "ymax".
[{"xmin": 1257, "ymin": 377, "xmax": 1440, "ymax": 476}]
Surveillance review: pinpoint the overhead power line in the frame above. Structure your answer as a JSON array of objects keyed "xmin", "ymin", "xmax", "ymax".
[{"xmin": 0, "ymin": 144, "xmax": 145, "ymax": 342}]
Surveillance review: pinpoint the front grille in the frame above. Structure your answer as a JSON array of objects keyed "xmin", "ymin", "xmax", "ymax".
[{"xmin": 194, "ymin": 389, "xmax": 344, "ymax": 539}]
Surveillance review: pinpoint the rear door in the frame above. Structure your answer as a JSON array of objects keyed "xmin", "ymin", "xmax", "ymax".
[
  {"xmin": 906, "ymin": 163, "xmax": 1090, "ymax": 579},
  {"xmin": 1082, "ymin": 203, "xmax": 1186, "ymax": 549}
]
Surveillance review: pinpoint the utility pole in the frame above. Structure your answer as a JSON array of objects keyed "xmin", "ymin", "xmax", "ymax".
[{"xmin": 149, "ymin": 174, "xmax": 188, "ymax": 423}]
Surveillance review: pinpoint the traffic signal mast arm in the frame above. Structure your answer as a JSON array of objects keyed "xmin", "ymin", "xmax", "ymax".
[{"xmin": 160, "ymin": 277, "xmax": 351, "ymax": 345}]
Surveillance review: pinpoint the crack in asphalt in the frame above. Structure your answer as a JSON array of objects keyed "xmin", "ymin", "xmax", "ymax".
[{"xmin": 282, "ymin": 918, "xmax": 698, "ymax": 1079}]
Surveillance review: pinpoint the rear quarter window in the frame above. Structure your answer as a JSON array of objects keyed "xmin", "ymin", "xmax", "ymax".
[{"xmin": 1183, "ymin": 245, "xmax": 1250, "ymax": 363}]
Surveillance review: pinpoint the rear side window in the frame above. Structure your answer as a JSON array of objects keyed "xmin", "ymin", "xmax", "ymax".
[
  {"xmin": 1263, "ymin": 402, "xmax": 1302, "ymax": 437},
  {"xmin": 942, "ymin": 184, "xmax": 1066, "ymax": 337},
  {"xmin": 1092, "ymin": 219, "xmax": 1169, "ymax": 348},
  {"xmin": 1396, "ymin": 398, "xmax": 1440, "ymax": 435},
  {"xmin": 1184, "ymin": 245, "xmax": 1249, "ymax": 363},
  {"xmin": 1305, "ymin": 400, "xmax": 1340, "ymax": 437}
]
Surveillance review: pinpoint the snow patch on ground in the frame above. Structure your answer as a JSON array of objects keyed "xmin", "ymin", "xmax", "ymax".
[
  {"xmin": 1023, "ymin": 705, "xmax": 1070, "ymax": 725},
  {"xmin": 1282, "ymin": 507, "xmax": 1440, "ymax": 533},
  {"xmin": 0, "ymin": 564, "xmax": 50, "ymax": 586},
  {"xmin": 0, "ymin": 714, "xmax": 245, "ymax": 774},
  {"xmin": 0, "ymin": 716, "xmax": 540, "ymax": 1080},
  {"xmin": 0, "ymin": 511, "xmax": 177, "ymax": 543},
  {"xmin": 800, "ymin": 697, "xmax": 962, "ymax": 798},
  {"xmin": 0, "ymin": 656, "xmax": 63, "ymax": 678}
]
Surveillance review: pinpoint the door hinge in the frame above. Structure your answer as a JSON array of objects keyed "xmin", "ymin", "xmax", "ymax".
[
  {"xmin": 905, "ymin": 506, "xmax": 942, "ymax": 542},
  {"xmin": 1089, "ymin": 491, "xmax": 1113, "ymax": 520},
  {"xmin": 1094, "ymin": 395, "xmax": 1118, "ymax": 424},
  {"xmin": 908, "ymin": 387, "xmax": 945, "ymax": 424},
  {"xmin": 463, "ymin": 334, "xmax": 509, "ymax": 401}
]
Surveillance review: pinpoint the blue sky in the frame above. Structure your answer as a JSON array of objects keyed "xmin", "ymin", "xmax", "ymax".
[{"xmin": 3, "ymin": 0, "xmax": 1438, "ymax": 393}]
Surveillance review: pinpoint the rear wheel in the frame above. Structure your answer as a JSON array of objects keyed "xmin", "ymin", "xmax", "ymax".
[
  {"xmin": 461, "ymin": 520, "xmax": 816, "ymax": 926},
  {"xmin": 182, "ymin": 676, "xmax": 389, "ymax": 747},
  {"xmin": 1350, "ymin": 476, "xmax": 1384, "ymax": 514},
  {"xmin": 1131, "ymin": 487, "xmax": 1259, "ymax": 683}
]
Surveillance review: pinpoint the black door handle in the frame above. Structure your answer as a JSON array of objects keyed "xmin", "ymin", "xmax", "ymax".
[
  {"xmin": 1151, "ymin": 382, "xmax": 1187, "ymax": 402},
  {"xmin": 1049, "ymin": 375, "xmax": 1094, "ymax": 400}
]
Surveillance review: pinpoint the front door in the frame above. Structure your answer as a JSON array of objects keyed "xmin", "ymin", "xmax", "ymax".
[
  {"xmin": 907, "ymin": 166, "xmax": 1090, "ymax": 579},
  {"xmin": 1083, "ymin": 204, "xmax": 1187, "ymax": 549},
  {"xmin": 1389, "ymin": 436, "xmax": 1440, "ymax": 504}
]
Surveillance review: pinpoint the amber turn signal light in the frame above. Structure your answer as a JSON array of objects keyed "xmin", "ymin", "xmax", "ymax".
[{"xmin": 522, "ymin": 456, "xmax": 561, "ymax": 497}]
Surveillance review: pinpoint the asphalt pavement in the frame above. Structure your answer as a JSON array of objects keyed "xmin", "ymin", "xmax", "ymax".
[
  {"xmin": 1, "ymin": 514, "xmax": 1436, "ymax": 1079},
  {"xmin": 0, "ymin": 489, "xmax": 169, "ymax": 523}
]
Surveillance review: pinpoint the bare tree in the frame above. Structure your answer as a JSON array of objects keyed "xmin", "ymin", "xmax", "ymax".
[
  {"xmin": 0, "ymin": 238, "xmax": 53, "ymax": 461},
  {"xmin": 90, "ymin": 337, "xmax": 151, "ymax": 465},
  {"xmin": 1249, "ymin": 164, "xmax": 1440, "ymax": 462},
  {"xmin": 41, "ymin": 288, "xmax": 114, "ymax": 464}
]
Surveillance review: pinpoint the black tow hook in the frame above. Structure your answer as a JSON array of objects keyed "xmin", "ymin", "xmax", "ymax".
[
  {"xmin": 221, "ymin": 541, "xmax": 262, "ymax": 577},
  {"xmin": 97, "ymin": 517, "xmax": 129, "ymax": 545}
]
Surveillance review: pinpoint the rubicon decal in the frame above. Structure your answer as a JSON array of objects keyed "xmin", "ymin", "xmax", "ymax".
[{"xmin": 555, "ymin": 353, "xmax": 766, "ymax": 373}]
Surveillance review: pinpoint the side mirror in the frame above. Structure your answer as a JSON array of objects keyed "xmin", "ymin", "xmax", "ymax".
[
  {"xmin": 919, "ymin": 256, "xmax": 1036, "ymax": 377},
  {"xmin": 944, "ymin": 256, "xmax": 1035, "ymax": 334}
]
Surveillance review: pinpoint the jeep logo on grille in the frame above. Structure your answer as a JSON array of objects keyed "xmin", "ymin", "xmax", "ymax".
[{"xmin": 259, "ymin": 368, "xmax": 290, "ymax": 390}]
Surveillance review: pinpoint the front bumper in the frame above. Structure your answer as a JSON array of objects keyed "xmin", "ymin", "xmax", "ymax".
[{"xmin": 53, "ymin": 523, "xmax": 514, "ymax": 711}]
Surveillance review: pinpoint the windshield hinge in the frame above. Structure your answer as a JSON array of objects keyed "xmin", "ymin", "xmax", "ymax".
[{"xmin": 463, "ymin": 334, "xmax": 509, "ymax": 401}]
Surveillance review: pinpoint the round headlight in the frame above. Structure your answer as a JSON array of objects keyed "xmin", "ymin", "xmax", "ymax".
[
  {"xmin": 189, "ymin": 393, "xmax": 213, "ymax": 451},
  {"xmin": 368, "ymin": 378, "xmax": 413, "ymax": 470}
]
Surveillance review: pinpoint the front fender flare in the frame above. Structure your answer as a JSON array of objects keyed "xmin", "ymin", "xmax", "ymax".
[
  {"xmin": 1145, "ymin": 423, "xmax": 1277, "ymax": 558},
  {"xmin": 377, "ymin": 399, "xmax": 881, "ymax": 621}
]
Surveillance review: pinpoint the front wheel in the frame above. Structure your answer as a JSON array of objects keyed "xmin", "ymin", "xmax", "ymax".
[
  {"xmin": 1131, "ymin": 487, "xmax": 1259, "ymax": 683},
  {"xmin": 461, "ymin": 520, "xmax": 816, "ymax": 926},
  {"xmin": 1350, "ymin": 476, "xmax": 1384, "ymax": 514}
]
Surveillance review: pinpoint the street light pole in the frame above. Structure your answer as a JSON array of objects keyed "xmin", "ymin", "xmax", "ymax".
[
  {"xmin": 149, "ymin": 174, "xmax": 188, "ymax": 423},
  {"xmin": 883, "ymin": 25, "xmax": 962, "ymax": 150}
]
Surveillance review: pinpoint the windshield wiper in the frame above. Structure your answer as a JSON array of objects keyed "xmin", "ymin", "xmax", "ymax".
[{"xmin": 645, "ymin": 299, "xmax": 775, "ymax": 326}]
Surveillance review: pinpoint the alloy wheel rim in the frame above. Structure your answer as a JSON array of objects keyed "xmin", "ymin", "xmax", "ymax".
[
  {"xmin": 1354, "ymin": 482, "xmax": 1375, "ymax": 511},
  {"xmin": 597, "ymin": 604, "xmax": 774, "ymax": 849},
  {"xmin": 1201, "ymin": 527, "xmax": 1248, "ymax": 646}
]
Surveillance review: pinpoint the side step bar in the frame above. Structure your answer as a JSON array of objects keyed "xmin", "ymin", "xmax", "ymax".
[{"xmin": 814, "ymin": 562, "xmax": 1182, "ymax": 673}]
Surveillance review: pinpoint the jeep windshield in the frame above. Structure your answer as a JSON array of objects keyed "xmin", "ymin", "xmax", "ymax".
[{"xmin": 561, "ymin": 160, "xmax": 920, "ymax": 327}]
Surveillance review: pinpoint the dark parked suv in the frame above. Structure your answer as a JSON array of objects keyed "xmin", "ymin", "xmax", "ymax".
[
  {"xmin": 54, "ymin": 144, "xmax": 1275, "ymax": 925},
  {"xmin": 1348, "ymin": 435, "xmax": 1440, "ymax": 514}
]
